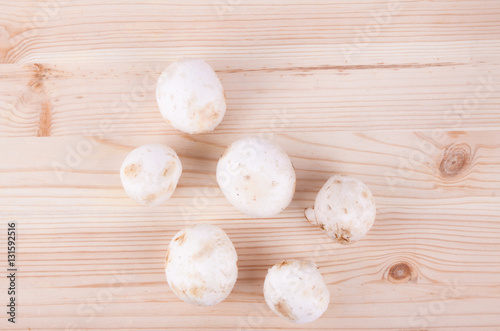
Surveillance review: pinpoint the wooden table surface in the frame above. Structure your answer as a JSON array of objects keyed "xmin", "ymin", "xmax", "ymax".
[{"xmin": 1, "ymin": 0, "xmax": 500, "ymax": 330}]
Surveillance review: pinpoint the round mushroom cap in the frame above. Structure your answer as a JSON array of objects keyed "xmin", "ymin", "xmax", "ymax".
[
  {"xmin": 165, "ymin": 224, "xmax": 238, "ymax": 307},
  {"xmin": 264, "ymin": 260, "xmax": 330, "ymax": 324},
  {"xmin": 156, "ymin": 59, "xmax": 226, "ymax": 134},
  {"xmin": 120, "ymin": 143, "xmax": 182, "ymax": 206},
  {"xmin": 305, "ymin": 175, "xmax": 376, "ymax": 244},
  {"xmin": 216, "ymin": 136, "xmax": 296, "ymax": 218}
]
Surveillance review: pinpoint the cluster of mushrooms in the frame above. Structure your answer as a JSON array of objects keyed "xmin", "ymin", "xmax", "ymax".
[{"xmin": 120, "ymin": 59, "xmax": 377, "ymax": 324}]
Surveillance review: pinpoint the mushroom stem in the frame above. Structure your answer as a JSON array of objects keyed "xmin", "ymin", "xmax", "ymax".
[
  {"xmin": 304, "ymin": 175, "xmax": 376, "ymax": 244},
  {"xmin": 304, "ymin": 207, "xmax": 317, "ymax": 225}
]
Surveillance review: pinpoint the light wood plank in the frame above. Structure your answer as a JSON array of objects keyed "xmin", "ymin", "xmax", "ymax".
[
  {"xmin": 0, "ymin": 62, "xmax": 499, "ymax": 136},
  {"xmin": 1, "ymin": 0, "xmax": 500, "ymax": 329},
  {"xmin": 1, "ymin": 1, "xmax": 500, "ymax": 65},
  {"xmin": 1, "ymin": 131, "xmax": 500, "ymax": 329}
]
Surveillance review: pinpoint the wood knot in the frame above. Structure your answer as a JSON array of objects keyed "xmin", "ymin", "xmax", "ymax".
[
  {"xmin": 387, "ymin": 262, "xmax": 416, "ymax": 284},
  {"xmin": 439, "ymin": 144, "xmax": 472, "ymax": 178},
  {"xmin": 30, "ymin": 63, "xmax": 52, "ymax": 93}
]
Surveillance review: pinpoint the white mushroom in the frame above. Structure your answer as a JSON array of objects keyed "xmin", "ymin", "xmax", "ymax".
[
  {"xmin": 305, "ymin": 175, "xmax": 376, "ymax": 244},
  {"xmin": 264, "ymin": 260, "xmax": 330, "ymax": 324},
  {"xmin": 156, "ymin": 59, "xmax": 226, "ymax": 134},
  {"xmin": 120, "ymin": 143, "xmax": 182, "ymax": 206},
  {"xmin": 165, "ymin": 224, "xmax": 238, "ymax": 307},
  {"xmin": 216, "ymin": 136, "xmax": 296, "ymax": 218}
]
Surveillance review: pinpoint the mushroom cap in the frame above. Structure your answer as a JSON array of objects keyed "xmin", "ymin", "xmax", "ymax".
[
  {"xmin": 156, "ymin": 59, "xmax": 226, "ymax": 134},
  {"xmin": 264, "ymin": 260, "xmax": 330, "ymax": 324},
  {"xmin": 120, "ymin": 143, "xmax": 182, "ymax": 206},
  {"xmin": 216, "ymin": 136, "xmax": 296, "ymax": 218},
  {"xmin": 306, "ymin": 175, "xmax": 376, "ymax": 244},
  {"xmin": 165, "ymin": 224, "xmax": 238, "ymax": 307}
]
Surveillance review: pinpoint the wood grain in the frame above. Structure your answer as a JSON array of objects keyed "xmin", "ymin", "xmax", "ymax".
[
  {"xmin": 1, "ymin": 62, "xmax": 500, "ymax": 137},
  {"xmin": 0, "ymin": 0, "xmax": 500, "ymax": 330}
]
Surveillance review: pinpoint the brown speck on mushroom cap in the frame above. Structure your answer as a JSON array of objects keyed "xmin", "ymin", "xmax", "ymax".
[
  {"xmin": 143, "ymin": 193, "xmax": 157, "ymax": 204},
  {"xmin": 275, "ymin": 300, "xmax": 296, "ymax": 321},
  {"xmin": 189, "ymin": 286, "xmax": 206, "ymax": 299},
  {"xmin": 277, "ymin": 260, "xmax": 292, "ymax": 268},
  {"xmin": 193, "ymin": 240, "xmax": 216, "ymax": 260},
  {"xmin": 165, "ymin": 248, "xmax": 170, "ymax": 268},
  {"xmin": 174, "ymin": 231, "xmax": 187, "ymax": 245},
  {"xmin": 163, "ymin": 160, "xmax": 176, "ymax": 177},
  {"xmin": 124, "ymin": 163, "xmax": 141, "ymax": 177}
]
